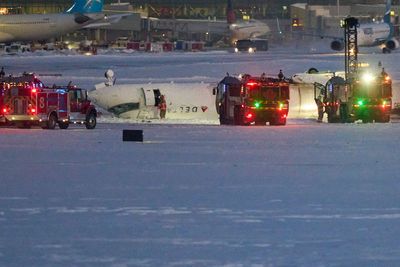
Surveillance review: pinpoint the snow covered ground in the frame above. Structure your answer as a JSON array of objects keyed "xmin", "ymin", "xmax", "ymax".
[{"xmin": 1, "ymin": 43, "xmax": 400, "ymax": 266}]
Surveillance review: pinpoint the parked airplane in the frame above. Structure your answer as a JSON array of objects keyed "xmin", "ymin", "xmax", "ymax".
[
  {"xmin": 226, "ymin": 0, "xmax": 270, "ymax": 42},
  {"xmin": 329, "ymin": 0, "xmax": 398, "ymax": 53},
  {"xmin": 88, "ymin": 70, "xmax": 317, "ymax": 122},
  {"xmin": 0, "ymin": 0, "xmax": 112, "ymax": 43}
]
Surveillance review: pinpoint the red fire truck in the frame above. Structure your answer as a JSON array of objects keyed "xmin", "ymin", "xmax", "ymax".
[
  {"xmin": 215, "ymin": 74, "xmax": 290, "ymax": 125},
  {"xmin": 0, "ymin": 73, "xmax": 97, "ymax": 129}
]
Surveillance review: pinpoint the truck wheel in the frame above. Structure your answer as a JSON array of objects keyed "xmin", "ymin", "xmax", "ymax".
[
  {"xmin": 16, "ymin": 122, "xmax": 31, "ymax": 129},
  {"xmin": 362, "ymin": 117, "xmax": 372, "ymax": 123},
  {"xmin": 233, "ymin": 106, "xmax": 243, "ymax": 125},
  {"xmin": 43, "ymin": 113, "xmax": 57, "ymax": 129},
  {"xmin": 219, "ymin": 106, "xmax": 226, "ymax": 125},
  {"xmin": 375, "ymin": 115, "xmax": 390, "ymax": 123},
  {"xmin": 270, "ymin": 117, "xmax": 286, "ymax": 126},
  {"xmin": 59, "ymin": 122, "xmax": 69, "ymax": 129},
  {"xmin": 86, "ymin": 112, "xmax": 96, "ymax": 129}
]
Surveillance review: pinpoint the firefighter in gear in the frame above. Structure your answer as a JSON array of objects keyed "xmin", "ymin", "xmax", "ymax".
[
  {"xmin": 315, "ymin": 95, "xmax": 324, "ymax": 122},
  {"xmin": 158, "ymin": 95, "xmax": 167, "ymax": 119}
]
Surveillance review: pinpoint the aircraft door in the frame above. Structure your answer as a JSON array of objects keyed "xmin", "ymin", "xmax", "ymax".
[
  {"xmin": 69, "ymin": 90, "xmax": 83, "ymax": 113},
  {"xmin": 143, "ymin": 88, "xmax": 161, "ymax": 106},
  {"xmin": 153, "ymin": 89, "xmax": 161, "ymax": 107}
]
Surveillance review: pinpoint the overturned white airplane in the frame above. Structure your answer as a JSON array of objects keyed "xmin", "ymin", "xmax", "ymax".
[
  {"xmin": 89, "ymin": 70, "xmax": 218, "ymax": 122},
  {"xmin": 89, "ymin": 70, "xmax": 319, "ymax": 123}
]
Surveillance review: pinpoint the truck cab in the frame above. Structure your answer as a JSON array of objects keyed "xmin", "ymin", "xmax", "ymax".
[
  {"xmin": 215, "ymin": 74, "xmax": 289, "ymax": 125},
  {"xmin": 58, "ymin": 86, "xmax": 97, "ymax": 129}
]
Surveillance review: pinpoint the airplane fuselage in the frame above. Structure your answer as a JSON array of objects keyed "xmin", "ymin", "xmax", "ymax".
[
  {"xmin": 358, "ymin": 22, "xmax": 391, "ymax": 47},
  {"xmin": 90, "ymin": 82, "xmax": 219, "ymax": 121},
  {"xmin": 229, "ymin": 20, "xmax": 270, "ymax": 42},
  {"xmin": 0, "ymin": 13, "xmax": 103, "ymax": 42},
  {"xmin": 89, "ymin": 81, "xmax": 317, "ymax": 121}
]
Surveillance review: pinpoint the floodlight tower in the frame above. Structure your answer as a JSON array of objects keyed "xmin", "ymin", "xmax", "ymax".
[{"xmin": 343, "ymin": 17, "xmax": 359, "ymax": 82}]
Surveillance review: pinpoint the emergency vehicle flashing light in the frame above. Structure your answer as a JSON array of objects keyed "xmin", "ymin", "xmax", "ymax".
[
  {"xmin": 381, "ymin": 100, "xmax": 391, "ymax": 109},
  {"xmin": 246, "ymin": 82, "xmax": 258, "ymax": 87},
  {"xmin": 254, "ymin": 102, "xmax": 261, "ymax": 108},
  {"xmin": 245, "ymin": 112, "xmax": 253, "ymax": 119},
  {"xmin": 31, "ymin": 88, "xmax": 37, "ymax": 93}
]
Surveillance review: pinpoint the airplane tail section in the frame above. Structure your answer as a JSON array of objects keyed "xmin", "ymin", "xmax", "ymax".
[
  {"xmin": 384, "ymin": 0, "xmax": 391, "ymax": 24},
  {"xmin": 226, "ymin": 0, "xmax": 236, "ymax": 24},
  {"xmin": 66, "ymin": 0, "xmax": 104, "ymax": 14}
]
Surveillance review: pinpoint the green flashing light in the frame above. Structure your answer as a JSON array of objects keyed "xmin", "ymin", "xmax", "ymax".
[
  {"xmin": 254, "ymin": 102, "xmax": 261, "ymax": 108},
  {"xmin": 357, "ymin": 99, "xmax": 364, "ymax": 106}
]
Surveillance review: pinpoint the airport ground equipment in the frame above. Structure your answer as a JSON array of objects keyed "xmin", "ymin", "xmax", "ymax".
[
  {"xmin": 215, "ymin": 74, "xmax": 289, "ymax": 125},
  {"xmin": 234, "ymin": 39, "xmax": 268, "ymax": 53},
  {"xmin": 314, "ymin": 17, "xmax": 392, "ymax": 123},
  {"xmin": 0, "ymin": 73, "xmax": 97, "ymax": 129},
  {"xmin": 314, "ymin": 73, "xmax": 392, "ymax": 123}
]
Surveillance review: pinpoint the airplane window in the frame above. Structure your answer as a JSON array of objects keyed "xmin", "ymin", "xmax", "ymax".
[{"xmin": 76, "ymin": 90, "xmax": 82, "ymax": 100}]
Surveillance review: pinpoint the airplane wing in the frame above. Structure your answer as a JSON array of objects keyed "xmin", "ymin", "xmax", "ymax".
[
  {"xmin": 292, "ymin": 30, "xmax": 342, "ymax": 41},
  {"xmin": 83, "ymin": 13, "xmax": 131, "ymax": 28}
]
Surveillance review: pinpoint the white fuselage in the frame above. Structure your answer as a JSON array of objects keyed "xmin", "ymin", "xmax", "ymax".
[
  {"xmin": 291, "ymin": 71, "xmax": 346, "ymax": 85},
  {"xmin": 0, "ymin": 13, "xmax": 103, "ymax": 42},
  {"xmin": 229, "ymin": 20, "xmax": 270, "ymax": 42},
  {"xmin": 89, "ymin": 81, "xmax": 318, "ymax": 122},
  {"xmin": 90, "ymin": 82, "xmax": 219, "ymax": 121},
  {"xmin": 358, "ymin": 22, "xmax": 391, "ymax": 47}
]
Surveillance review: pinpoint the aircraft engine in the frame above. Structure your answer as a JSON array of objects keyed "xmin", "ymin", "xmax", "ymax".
[
  {"xmin": 74, "ymin": 14, "xmax": 90, "ymax": 24},
  {"xmin": 385, "ymin": 38, "xmax": 399, "ymax": 50},
  {"xmin": 330, "ymin": 40, "xmax": 344, "ymax": 51}
]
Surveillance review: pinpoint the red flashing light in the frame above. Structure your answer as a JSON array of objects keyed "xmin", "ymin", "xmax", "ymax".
[
  {"xmin": 245, "ymin": 112, "xmax": 253, "ymax": 119},
  {"xmin": 246, "ymin": 82, "xmax": 258, "ymax": 87},
  {"xmin": 31, "ymin": 88, "xmax": 37, "ymax": 93},
  {"xmin": 31, "ymin": 108, "xmax": 36, "ymax": 113},
  {"xmin": 2, "ymin": 108, "xmax": 7, "ymax": 113}
]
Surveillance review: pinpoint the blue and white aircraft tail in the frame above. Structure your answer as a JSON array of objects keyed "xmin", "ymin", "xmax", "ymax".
[
  {"xmin": 384, "ymin": 0, "xmax": 392, "ymax": 24},
  {"xmin": 0, "ymin": 0, "xmax": 107, "ymax": 43},
  {"xmin": 66, "ymin": 0, "xmax": 104, "ymax": 14}
]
